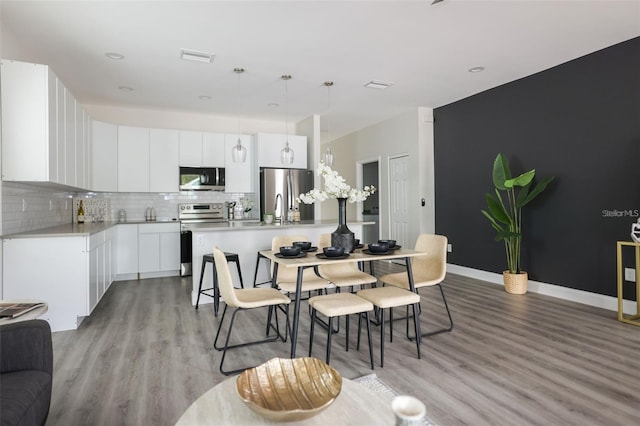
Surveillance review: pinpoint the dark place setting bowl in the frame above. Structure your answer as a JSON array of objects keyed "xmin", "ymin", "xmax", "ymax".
[
  {"xmin": 279, "ymin": 246, "xmax": 301, "ymax": 256},
  {"xmin": 323, "ymin": 246, "xmax": 345, "ymax": 257},
  {"xmin": 293, "ymin": 241, "xmax": 312, "ymax": 251},
  {"xmin": 378, "ymin": 239, "xmax": 396, "ymax": 249},
  {"xmin": 368, "ymin": 243, "xmax": 389, "ymax": 253}
]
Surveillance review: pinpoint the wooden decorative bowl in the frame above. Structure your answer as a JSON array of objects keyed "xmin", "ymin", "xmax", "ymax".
[{"xmin": 236, "ymin": 357, "xmax": 343, "ymax": 422}]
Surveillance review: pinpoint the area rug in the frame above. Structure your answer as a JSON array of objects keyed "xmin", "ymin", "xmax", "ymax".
[{"xmin": 353, "ymin": 373, "xmax": 436, "ymax": 426}]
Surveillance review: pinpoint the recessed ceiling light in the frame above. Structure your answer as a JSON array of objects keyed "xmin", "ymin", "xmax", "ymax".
[
  {"xmin": 105, "ymin": 52, "xmax": 124, "ymax": 60},
  {"xmin": 364, "ymin": 80, "xmax": 394, "ymax": 90},
  {"xmin": 118, "ymin": 86, "xmax": 134, "ymax": 92},
  {"xmin": 180, "ymin": 49, "xmax": 215, "ymax": 63},
  {"xmin": 468, "ymin": 66, "xmax": 485, "ymax": 73},
  {"xmin": 268, "ymin": 103, "xmax": 279, "ymax": 108},
  {"xmin": 199, "ymin": 95, "xmax": 212, "ymax": 100}
]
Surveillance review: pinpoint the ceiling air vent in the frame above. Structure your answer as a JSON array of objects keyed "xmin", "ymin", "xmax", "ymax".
[
  {"xmin": 180, "ymin": 49, "xmax": 215, "ymax": 63},
  {"xmin": 364, "ymin": 80, "xmax": 394, "ymax": 90}
]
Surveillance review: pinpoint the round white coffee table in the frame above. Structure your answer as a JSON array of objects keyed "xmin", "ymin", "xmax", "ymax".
[{"xmin": 176, "ymin": 376, "xmax": 394, "ymax": 425}]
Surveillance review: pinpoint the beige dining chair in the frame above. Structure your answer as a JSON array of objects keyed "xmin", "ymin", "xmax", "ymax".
[
  {"xmin": 308, "ymin": 292, "xmax": 375, "ymax": 369},
  {"xmin": 356, "ymin": 286, "xmax": 421, "ymax": 367},
  {"xmin": 212, "ymin": 247, "xmax": 291, "ymax": 375},
  {"xmin": 271, "ymin": 235, "xmax": 331, "ymax": 296},
  {"xmin": 316, "ymin": 234, "xmax": 377, "ymax": 292},
  {"xmin": 379, "ymin": 233, "xmax": 453, "ymax": 338}
]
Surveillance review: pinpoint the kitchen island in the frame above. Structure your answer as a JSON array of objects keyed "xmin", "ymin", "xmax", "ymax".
[{"xmin": 189, "ymin": 220, "xmax": 372, "ymax": 306}]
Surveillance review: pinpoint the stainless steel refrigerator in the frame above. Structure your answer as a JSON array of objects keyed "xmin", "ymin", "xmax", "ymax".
[{"xmin": 260, "ymin": 168, "xmax": 315, "ymax": 221}]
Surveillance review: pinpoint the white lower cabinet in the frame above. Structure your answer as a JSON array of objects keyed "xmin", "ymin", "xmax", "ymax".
[
  {"xmin": 138, "ymin": 223, "xmax": 180, "ymax": 278},
  {"xmin": 105, "ymin": 225, "xmax": 117, "ymax": 286},
  {"xmin": 116, "ymin": 224, "xmax": 138, "ymax": 279},
  {"xmin": 89, "ymin": 232, "xmax": 103, "ymax": 313},
  {"xmin": 89, "ymin": 230, "xmax": 114, "ymax": 313},
  {"xmin": 2, "ymin": 229, "xmax": 116, "ymax": 333},
  {"xmin": 116, "ymin": 223, "xmax": 180, "ymax": 280}
]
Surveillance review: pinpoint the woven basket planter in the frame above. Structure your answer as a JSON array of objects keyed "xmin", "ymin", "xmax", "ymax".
[{"xmin": 503, "ymin": 271, "xmax": 528, "ymax": 294}]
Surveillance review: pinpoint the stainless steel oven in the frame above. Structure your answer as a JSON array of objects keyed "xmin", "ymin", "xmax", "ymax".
[{"xmin": 179, "ymin": 203, "xmax": 226, "ymax": 276}]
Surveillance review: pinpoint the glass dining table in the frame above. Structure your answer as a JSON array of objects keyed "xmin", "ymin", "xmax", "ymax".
[{"xmin": 259, "ymin": 247, "xmax": 426, "ymax": 358}]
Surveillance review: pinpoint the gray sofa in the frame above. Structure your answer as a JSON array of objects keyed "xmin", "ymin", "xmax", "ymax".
[{"xmin": 0, "ymin": 319, "xmax": 53, "ymax": 426}]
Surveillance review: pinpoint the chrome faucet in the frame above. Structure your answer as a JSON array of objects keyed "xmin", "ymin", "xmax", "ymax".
[{"xmin": 274, "ymin": 193, "xmax": 283, "ymax": 223}]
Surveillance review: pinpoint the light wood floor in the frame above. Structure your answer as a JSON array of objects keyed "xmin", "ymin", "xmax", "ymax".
[{"xmin": 46, "ymin": 263, "xmax": 640, "ymax": 426}]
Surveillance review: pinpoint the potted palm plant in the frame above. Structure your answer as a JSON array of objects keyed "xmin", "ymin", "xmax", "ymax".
[{"xmin": 481, "ymin": 153, "xmax": 554, "ymax": 294}]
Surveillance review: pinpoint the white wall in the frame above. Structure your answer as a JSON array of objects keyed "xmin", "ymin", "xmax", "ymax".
[
  {"xmin": 325, "ymin": 108, "xmax": 435, "ymax": 244},
  {"xmin": 85, "ymin": 104, "xmax": 285, "ymax": 135},
  {"xmin": 297, "ymin": 115, "xmax": 322, "ymax": 220}
]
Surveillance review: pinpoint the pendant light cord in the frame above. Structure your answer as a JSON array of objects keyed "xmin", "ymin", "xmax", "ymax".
[
  {"xmin": 283, "ymin": 75, "xmax": 291, "ymax": 147},
  {"xmin": 236, "ymin": 68, "xmax": 242, "ymax": 142},
  {"xmin": 326, "ymin": 81, "xmax": 333, "ymax": 149},
  {"xmin": 324, "ymin": 81, "xmax": 334, "ymax": 166}
]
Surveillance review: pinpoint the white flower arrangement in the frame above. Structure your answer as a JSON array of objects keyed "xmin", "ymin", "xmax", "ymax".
[
  {"xmin": 297, "ymin": 162, "xmax": 376, "ymax": 204},
  {"xmin": 240, "ymin": 197, "xmax": 254, "ymax": 212}
]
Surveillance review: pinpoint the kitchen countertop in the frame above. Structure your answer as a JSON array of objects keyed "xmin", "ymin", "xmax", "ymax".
[
  {"xmin": 1, "ymin": 219, "xmax": 179, "ymax": 239},
  {"xmin": 185, "ymin": 219, "xmax": 374, "ymax": 232},
  {"xmin": 1, "ymin": 219, "xmax": 374, "ymax": 238}
]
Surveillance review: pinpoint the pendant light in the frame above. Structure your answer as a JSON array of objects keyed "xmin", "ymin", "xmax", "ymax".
[
  {"xmin": 231, "ymin": 67, "xmax": 247, "ymax": 163},
  {"xmin": 323, "ymin": 81, "xmax": 335, "ymax": 167},
  {"xmin": 280, "ymin": 74, "xmax": 294, "ymax": 165}
]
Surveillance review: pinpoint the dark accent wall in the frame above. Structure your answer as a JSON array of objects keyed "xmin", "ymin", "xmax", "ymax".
[{"xmin": 434, "ymin": 37, "xmax": 640, "ymax": 298}]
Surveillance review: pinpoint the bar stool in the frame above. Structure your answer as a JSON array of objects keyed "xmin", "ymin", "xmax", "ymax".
[
  {"xmin": 252, "ymin": 250, "xmax": 272, "ymax": 287},
  {"xmin": 196, "ymin": 252, "xmax": 244, "ymax": 316}
]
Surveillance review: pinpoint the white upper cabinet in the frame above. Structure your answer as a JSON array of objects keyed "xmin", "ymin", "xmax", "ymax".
[
  {"xmin": 64, "ymin": 87, "xmax": 76, "ymax": 187},
  {"xmin": 257, "ymin": 133, "xmax": 307, "ymax": 169},
  {"xmin": 1, "ymin": 59, "xmax": 58, "ymax": 183},
  {"xmin": 91, "ymin": 120, "xmax": 118, "ymax": 192},
  {"xmin": 224, "ymin": 134, "xmax": 254, "ymax": 193},
  {"xmin": 179, "ymin": 131, "xmax": 224, "ymax": 167},
  {"xmin": 202, "ymin": 132, "xmax": 225, "ymax": 167},
  {"xmin": 84, "ymin": 111, "xmax": 91, "ymax": 190},
  {"xmin": 55, "ymin": 77, "xmax": 65, "ymax": 184},
  {"xmin": 117, "ymin": 125, "xmax": 149, "ymax": 192},
  {"xmin": 0, "ymin": 59, "xmax": 91, "ymax": 189},
  {"xmin": 178, "ymin": 130, "xmax": 202, "ymax": 166},
  {"xmin": 149, "ymin": 128, "xmax": 179, "ymax": 192},
  {"xmin": 75, "ymin": 103, "xmax": 86, "ymax": 189}
]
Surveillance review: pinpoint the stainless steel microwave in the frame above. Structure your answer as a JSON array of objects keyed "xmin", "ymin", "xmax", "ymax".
[{"xmin": 179, "ymin": 167, "xmax": 225, "ymax": 191}]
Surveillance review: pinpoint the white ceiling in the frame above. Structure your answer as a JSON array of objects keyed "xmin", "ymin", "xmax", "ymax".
[{"xmin": 2, "ymin": 0, "xmax": 639, "ymax": 139}]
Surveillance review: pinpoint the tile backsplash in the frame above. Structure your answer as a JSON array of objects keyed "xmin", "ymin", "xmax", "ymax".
[
  {"xmin": 73, "ymin": 198, "xmax": 111, "ymax": 223},
  {"xmin": 1, "ymin": 182, "xmax": 75, "ymax": 235},
  {"xmin": 95, "ymin": 191, "xmax": 258, "ymax": 222},
  {"xmin": 1, "ymin": 181, "xmax": 258, "ymax": 235}
]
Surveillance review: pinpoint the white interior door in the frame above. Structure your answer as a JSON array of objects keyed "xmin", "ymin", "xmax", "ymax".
[{"xmin": 389, "ymin": 155, "xmax": 409, "ymax": 247}]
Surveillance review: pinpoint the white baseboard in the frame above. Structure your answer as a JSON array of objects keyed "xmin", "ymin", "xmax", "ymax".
[
  {"xmin": 447, "ymin": 264, "xmax": 638, "ymax": 316},
  {"xmin": 114, "ymin": 273, "xmax": 137, "ymax": 282},
  {"xmin": 114, "ymin": 271, "xmax": 180, "ymax": 282},
  {"xmin": 139, "ymin": 270, "xmax": 180, "ymax": 280}
]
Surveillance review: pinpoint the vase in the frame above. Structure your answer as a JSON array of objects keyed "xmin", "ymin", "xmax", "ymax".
[
  {"xmin": 503, "ymin": 271, "xmax": 528, "ymax": 294},
  {"xmin": 331, "ymin": 198, "xmax": 355, "ymax": 253}
]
